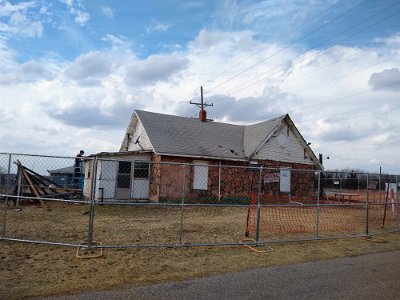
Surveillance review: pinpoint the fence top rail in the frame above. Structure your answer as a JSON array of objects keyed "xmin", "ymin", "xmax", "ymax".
[
  {"xmin": 1, "ymin": 152, "xmax": 399, "ymax": 177},
  {"xmin": 0, "ymin": 194, "xmax": 89, "ymax": 205},
  {"xmin": 94, "ymin": 158, "xmax": 320, "ymax": 171},
  {"xmin": 0, "ymin": 152, "xmax": 93, "ymax": 160}
]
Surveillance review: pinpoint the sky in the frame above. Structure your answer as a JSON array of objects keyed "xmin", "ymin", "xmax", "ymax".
[{"xmin": 0, "ymin": 0, "xmax": 399, "ymax": 174}]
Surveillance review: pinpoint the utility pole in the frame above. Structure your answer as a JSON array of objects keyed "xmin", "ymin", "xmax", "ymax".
[{"xmin": 190, "ymin": 86, "xmax": 213, "ymax": 122}]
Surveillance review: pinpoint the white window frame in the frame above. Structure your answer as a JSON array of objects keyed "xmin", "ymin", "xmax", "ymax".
[
  {"xmin": 280, "ymin": 168, "xmax": 291, "ymax": 193},
  {"xmin": 193, "ymin": 161, "xmax": 208, "ymax": 190}
]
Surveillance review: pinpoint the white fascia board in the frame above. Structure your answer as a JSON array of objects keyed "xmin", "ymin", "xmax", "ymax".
[{"xmin": 157, "ymin": 152, "xmax": 248, "ymax": 162}]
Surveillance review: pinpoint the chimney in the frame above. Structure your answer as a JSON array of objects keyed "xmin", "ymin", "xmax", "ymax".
[{"xmin": 199, "ymin": 109, "xmax": 207, "ymax": 122}]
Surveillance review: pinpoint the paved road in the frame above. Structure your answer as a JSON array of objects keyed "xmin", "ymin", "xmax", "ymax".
[{"xmin": 39, "ymin": 250, "xmax": 400, "ymax": 300}]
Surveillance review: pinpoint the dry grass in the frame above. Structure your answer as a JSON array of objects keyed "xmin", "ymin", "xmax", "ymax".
[{"xmin": 0, "ymin": 202, "xmax": 399, "ymax": 299}]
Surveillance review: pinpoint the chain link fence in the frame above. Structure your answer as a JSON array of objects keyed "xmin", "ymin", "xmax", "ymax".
[{"xmin": 1, "ymin": 153, "xmax": 399, "ymax": 249}]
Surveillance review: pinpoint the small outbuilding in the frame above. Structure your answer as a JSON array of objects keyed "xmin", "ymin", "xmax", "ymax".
[{"xmin": 48, "ymin": 165, "xmax": 74, "ymax": 188}]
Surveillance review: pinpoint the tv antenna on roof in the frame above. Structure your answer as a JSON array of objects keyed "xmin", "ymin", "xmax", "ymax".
[{"xmin": 189, "ymin": 86, "xmax": 213, "ymax": 122}]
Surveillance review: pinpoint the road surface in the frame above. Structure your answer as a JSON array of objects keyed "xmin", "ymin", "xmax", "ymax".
[{"xmin": 38, "ymin": 250, "xmax": 400, "ymax": 300}]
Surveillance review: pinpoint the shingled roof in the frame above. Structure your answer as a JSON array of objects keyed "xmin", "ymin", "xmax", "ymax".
[
  {"xmin": 47, "ymin": 165, "xmax": 74, "ymax": 175},
  {"xmin": 120, "ymin": 110, "xmax": 321, "ymax": 168}
]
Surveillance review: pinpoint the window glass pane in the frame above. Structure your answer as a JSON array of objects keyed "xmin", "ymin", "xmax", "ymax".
[
  {"xmin": 117, "ymin": 174, "xmax": 130, "ymax": 188},
  {"xmin": 118, "ymin": 161, "xmax": 131, "ymax": 174},
  {"xmin": 134, "ymin": 162, "xmax": 149, "ymax": 178}
]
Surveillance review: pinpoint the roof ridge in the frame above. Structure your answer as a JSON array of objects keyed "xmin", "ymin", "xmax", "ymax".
[
  {"xmin": 135, "ymin": 109, "xmax": 244, "ymax": 128},
  {"xmin": 135, "ymin": 109, "xmax": 286, "ymax": 128},
  {"xmin": 243, "ymin": 114, "xmax": 287, "ymax": 128}
]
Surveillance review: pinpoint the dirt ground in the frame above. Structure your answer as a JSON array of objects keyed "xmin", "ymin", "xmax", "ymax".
[
  {"xmin": 2, "ymin": 201, "xmax": 397, "ymax": 245},
  {"xmin": 0, "ymin": 202, "xmax": 399, "ymax": 299}
]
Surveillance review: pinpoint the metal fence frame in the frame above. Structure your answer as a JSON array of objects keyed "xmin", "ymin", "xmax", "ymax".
[{"xmin": 1, "ymin": 152, "xmax": 399, "ymax": 249}]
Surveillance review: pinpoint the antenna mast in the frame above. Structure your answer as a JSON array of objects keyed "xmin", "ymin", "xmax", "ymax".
[{"xmin": 190, "ymin": 86, "xmax": 213, "ymax": 122}]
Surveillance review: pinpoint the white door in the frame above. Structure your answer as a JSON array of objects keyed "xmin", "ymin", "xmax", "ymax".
[
  {"xmin": 95, "ymin": 159, "xmax": 117, "ymax": 200},
  {"xmin": 131, "ymin": 162, "xmax": 150, "ymax": 199},
  {"xmin": 116, "ymin": 160, "xmax": 132, "ymax": 200}
]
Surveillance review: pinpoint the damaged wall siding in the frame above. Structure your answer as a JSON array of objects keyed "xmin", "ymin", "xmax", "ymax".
[
  {"xmin": 253, "ymin": 124, "xmax": 314, "ymax": 165},
  {"xmin": 147, "ymin": 155, "xmax": 316, "ymax": 202},
  {"xmin": 128, "ymin": 121, "xmax": 152, "ymax": 151}
]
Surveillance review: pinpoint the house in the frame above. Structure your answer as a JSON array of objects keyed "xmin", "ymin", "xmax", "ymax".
[{"xmin": 83, "ymin": 109, "xmax": 322, "ymax": 202}]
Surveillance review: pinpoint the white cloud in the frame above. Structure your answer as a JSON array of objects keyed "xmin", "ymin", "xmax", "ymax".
[
  {"xmin": 0, "ymin": 1, "xmax": 36, "ymax": 17},
  {"xmin": 101, "ymin": 6, "xmax": 114, "ymax": 19},
  {"xmin": 101, "ymin": 34, "xmax": 132, "ymax": 51},
  {"xmin": 125, "ymin": 53, "xmax": 188, "ymax": 86},
  {"xmin": 368, "ymin": 68, "xmax": 400, "ymax": 91},
  {"xmin": 60, "ymin": 0, "xmax": 90, "ymax": 26},
  {"xmin": 0, "ymin": 1, "xmax": 43, "ymax": 38},
  {"xmin": 73, "ymin": 9, "xmax": 89, "ymax": 26},
  {"xmin": 213, "ymin": 0, "xmax": 337, "ymax": 39},
  {"xmin": 146, "ymin": 19, "xmax": 171, "ymax": 34},
  {"xmin": 0, "ymin": 37, "xmax": 15, "ymax": 64},
  {"xmin": 313, "ymin": 118, "xmax": 372, "ymax": 142},
  {"xmin": 64, "ymin": 51, "xmax": 111, "ymax": 84},
  {"xmin": 375, "ymin": 33, "xmax": 400, "ymax": 48},
  {"xmin": 0, "ymin": 60, "xmax": 55, "ymax": 85},
  {"xmin": 0, "ymin": 105, "xmax": 15, "ymax": 123}
]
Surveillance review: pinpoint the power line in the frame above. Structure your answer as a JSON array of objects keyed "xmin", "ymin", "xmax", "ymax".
[
  {"xmin": 206, "ymin": 0, "xmax": 372, "ymax": 94},
  {"xmin": 291, "ymin": 80, "xmax": 400, "ymax": 115},
  {"xmin": 276, "ymin": 54, "xmax": 365, "ymax": 89},
  {"xmin": 175, "ymin": 1, "xmax": 344, "ymax": 116},
  {"xmin": 302, "ymin": 99, "xmax": 400, "ymax": 124},
  {"xmin": 195, "ymin": 1, "xmax": 343, "ymax": 92},
  {"xmin": 213, "ymin": 3, "xmax": 400, "ymax": 99},
  {"xmin": 175, "ymin": 1, "xmax": 399, "ymax": 118},
  {"xmin": 263, "ymin": 57, "xmax": 396, "ymax": 107}
]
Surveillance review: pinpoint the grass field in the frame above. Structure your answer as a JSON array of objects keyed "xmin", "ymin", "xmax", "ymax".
[
  {"xmin": 2, "ymin": 201, "xmax": 397, "ymax": 246},
  {"xmin": 0, "ymin": 201, "xmax": 399, "ymax": 299}
]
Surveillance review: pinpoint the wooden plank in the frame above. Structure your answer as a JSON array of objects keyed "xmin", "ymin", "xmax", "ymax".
[{"xmin": 16, "ymin": 161, "xmax": 46, "ymax": 208}]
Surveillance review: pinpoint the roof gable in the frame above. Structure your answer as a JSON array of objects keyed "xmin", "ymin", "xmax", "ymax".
[{"xmin": 243, "ymin": 115, "xmax": 286, "ymax": 158}]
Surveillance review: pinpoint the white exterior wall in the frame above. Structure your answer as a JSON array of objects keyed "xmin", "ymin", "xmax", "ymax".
[
  {"xmin": 83, "ymin": 160, "xmax": 93, "ymax": 199},
  {"xmin": 95, "ymin": 159, "xmax": 118, "ymax": 200},
  {"xmin": 128, "ymin": 122, "xmax": 152, "ymax": 151},
  {"xmin": 253, "ymin": 124, "xmax": 314, "ymax": 165},
  {"xmin": 95, "ymin": 153, "xmax": 151, "ymax": 201}
]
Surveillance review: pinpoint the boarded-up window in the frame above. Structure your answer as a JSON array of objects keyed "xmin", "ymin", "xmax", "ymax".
[
  {"xmin": 280, "ymin": 168, "xmax": 291, "ymax": 193},
  {"xmin": 193, "ymin": 161, "xmax": 208, "ymax": 190}
]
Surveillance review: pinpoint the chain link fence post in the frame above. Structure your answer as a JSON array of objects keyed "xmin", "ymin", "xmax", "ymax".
[
  {"xmin": 218, "ymin": 162, "xmax": 221, "ymax": 201},
  {"xmin": 396, "ymin": 175, "xmax": 399, "ymax": 232},
  {"xmin": 378, "ymin": 170, "xmax": 381, "ymax": 203},
  {"xmin": 255, "ymin": 166, "xmax": 262, "ymax": 244},
  {"xmin": 2, "ymin": 154, "xmax": 12, "ymax": 238},
  {"xmin": 87, "ymin": 157, "xmax": 98, "ymax": 250},
  {"xmin": 365, "ymin": 173, "xmax": 369, "ymax": 237},
  {"xmin": 179, "ymin": 164, "xmax": 187, "ymax": 244},
  {"xmin": 316, "ymin": 170, "xmax": 321, "ymax": 239}
]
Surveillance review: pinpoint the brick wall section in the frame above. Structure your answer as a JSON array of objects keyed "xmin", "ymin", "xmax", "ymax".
[
  {"xmin": 148, "ymin": 154, "xmax": 161, "ymax": 201},
  {"xmin": 148, "ymin": 155, "xmax": 317, "ymax": 202}
]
